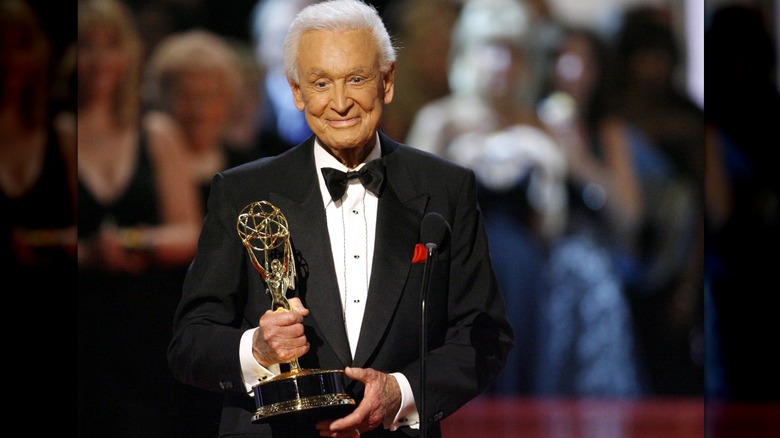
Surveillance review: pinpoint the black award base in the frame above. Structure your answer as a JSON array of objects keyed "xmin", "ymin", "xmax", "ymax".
[{"xmin": 251, "ymin": 368, "xmax": 356, "ymax": 423}]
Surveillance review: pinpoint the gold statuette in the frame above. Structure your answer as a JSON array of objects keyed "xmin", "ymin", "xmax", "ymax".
[{"xmin": 237, "ymin": 201, "xmax": 356, "ymax": 423}]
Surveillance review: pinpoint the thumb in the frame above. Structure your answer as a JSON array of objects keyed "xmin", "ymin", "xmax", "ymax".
[
  {"xmin": 287, "ymin": 297, "xmax": 310, "ymax": 316},
  {"xmin": 345, "ymin": 366, "xmax": 367, "ymax": 382}
]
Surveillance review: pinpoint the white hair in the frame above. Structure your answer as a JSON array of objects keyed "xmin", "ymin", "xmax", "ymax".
[{"xmin": 282, "ymin": 0, "xmax": 396, "ymax": 84}]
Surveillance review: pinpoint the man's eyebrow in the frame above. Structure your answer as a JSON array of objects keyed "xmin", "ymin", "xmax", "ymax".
[
  {"xmin": 348, "ymin": 66, "xmax": 373, "ymax": 76},
  {"xmin": 304, "ymin": 67, "xmax": 372, "ymax": 80},
  {"xmin": 305, "ymin": 68, "xmax": 327, "ymax": 79}
]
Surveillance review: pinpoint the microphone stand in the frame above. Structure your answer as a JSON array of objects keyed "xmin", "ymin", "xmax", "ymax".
[{"xmin": 420, "ymin": 242, "xmax": 437, "ymax": 438}]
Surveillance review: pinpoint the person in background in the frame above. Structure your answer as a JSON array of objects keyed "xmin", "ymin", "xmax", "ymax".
[
  {"xmin": 533, "ymin": 25, "xmax": 644, "ymax": 397},
  {"xmin": 406, "ymin": 0, "xmax": 547, "ymax": 158},
  {"xmin": 408, "ymin": 0, "xmax": 642, "ymax": 398},
  {"xmin": 75, "ymin": 0, "xmax": 203, "ymax": 436},
  {"xmin": 167, "ymin": 0, "xmax": 514, "ymax": 436},
  {"xmin": 406, "ymin": 0, "xmax": 561, "ymax": 396},
  {"xmin": 537, "ymin": 26, "xmax": 613, "ymax": 239},
  {"xmin": 1, "ymin": 0, "xmax": 77, "ymax": 294},
  {"xmin": 597, "ymin": 4, "xmax": 704, "ymax": 396},
  {"xmin": 143, "ymin": 28, "xmax": 258, "ymax": 211}
]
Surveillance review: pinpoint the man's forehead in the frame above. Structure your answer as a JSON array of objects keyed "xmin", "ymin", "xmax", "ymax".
[{"xmin": 296, "ymin": 30, "xmax": 379, "ymax": 69}]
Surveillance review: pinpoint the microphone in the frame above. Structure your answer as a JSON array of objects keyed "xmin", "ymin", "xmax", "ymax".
[
  {"xmin": 418, "ymin": 212, "xmax": 450, "ymax": 438},
  {"xmin": 420, "ymin": 212, "xmax": 450, "ymax": 257}
]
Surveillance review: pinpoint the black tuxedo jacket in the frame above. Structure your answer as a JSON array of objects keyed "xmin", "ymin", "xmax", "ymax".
[{"xmin": 169, "ymin": 132, "xmax": 514, "ymax": 437}]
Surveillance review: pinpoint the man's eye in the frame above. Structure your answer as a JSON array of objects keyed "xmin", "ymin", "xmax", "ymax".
[
  {"xmin": 314, "ymin": 81, "xmax": 328, "ymax": 88},
  {"xmin": 349, "ymin": 77, "xmax": 365, "ymax": 85}
]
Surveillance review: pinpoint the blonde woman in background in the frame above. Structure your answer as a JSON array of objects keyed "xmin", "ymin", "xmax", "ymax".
[
  {"xmin": 143, "ymin": 29, "xmax": 258, "ymax": 212},
  {"xmin": 74, "ymin": 0, "xmax": 204, "ymax": 436}
]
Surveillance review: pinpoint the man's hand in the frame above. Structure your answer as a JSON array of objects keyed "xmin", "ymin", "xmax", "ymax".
[
  {"xmin": 252, "ymin": 297, "xmax": 310, "ymax": 367},
  {"xmin": 315, "ymin": 367, "xmax": 402, "ymax": 437}
]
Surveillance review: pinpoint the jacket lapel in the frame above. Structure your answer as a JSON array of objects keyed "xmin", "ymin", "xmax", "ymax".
[{"xmin": 353, "ymin": 135, "xmax": 429, "ymax": 367}]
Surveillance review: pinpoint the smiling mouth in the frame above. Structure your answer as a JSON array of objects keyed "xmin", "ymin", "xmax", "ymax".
[{"xmin": 328, "ymin": 117, "xmax": 359, "ymax": 127}]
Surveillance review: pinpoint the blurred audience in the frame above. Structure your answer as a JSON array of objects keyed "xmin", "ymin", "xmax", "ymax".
[
  {"xmin": 407, "ymin": 0, "xmax": 642, "ymax": 397},
  {"xmin": 535, "ymin": 24, "xmax": 644, "ymax": 397},
  {"xmin": 407, "ymin": 0, "xmax": 555, "ymax": 395},
  {"xmin": 597, "ymin": 4, "xmax": 704, "ymax": 396},
  {"xmin": 1, "ymin": 0, "xmax": 77, "ymax": 291},
  {"xmin": 248, "ymin": 0, "xmax": 315, "ymax": 154},
  {"xmin": 536, "ymin": 25, "xmax": 638, "ymax": 291},
  {"xmin": 143, "ymin": 28, "xmax": 258, "ymax": 211},
  {"xmin": 380, "ymin": 0, "xmax": 461, "ymax": 141},
  {"xmin": 406, "ymin": 0, "xmax": 545, "ymax": 157},
  {"xmin": 75, "ymin": 0, "xmax": 204, "ymax": 436},
  {"xmin": 141, "ymin": 28, "xmax": 265, "ymax": 432},
  {"xmin": 537, "ymin": 26, "xmax": 611, "ymax": 235},
  {"xmin": 705, "ymin": 3, "xmax": 780, "ymax": 402}
]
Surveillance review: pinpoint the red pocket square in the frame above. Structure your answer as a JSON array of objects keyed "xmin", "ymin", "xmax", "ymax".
[{"xmin": 412, "ymin": 243, "xmax": 427, "ymax": 263}]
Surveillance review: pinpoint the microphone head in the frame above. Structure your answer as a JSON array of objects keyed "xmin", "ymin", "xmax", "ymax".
[{"xmin": 420, "ymin": 212, "xmax": 451, "ymax": 251}]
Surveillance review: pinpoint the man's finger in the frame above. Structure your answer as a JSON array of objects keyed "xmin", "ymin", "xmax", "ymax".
[
  {"xmin": 287, "ymin": 297, "xmax": 310, "ymax": 315},
  {"xmin": 344, "ymin": 366, "xmax": 366, "ymax": 382}
]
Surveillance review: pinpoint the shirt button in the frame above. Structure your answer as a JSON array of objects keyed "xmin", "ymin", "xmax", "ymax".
[
  {"xmin": 354, "ymin": 255, "xmax": 360, "ymax": 259},
  {"xmin": 352, "ymin": 210, "xmax": 359, "ymax": 214}
]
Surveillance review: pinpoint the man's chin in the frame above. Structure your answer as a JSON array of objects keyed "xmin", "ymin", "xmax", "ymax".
[{"xmin": 320, "ymin": 132, "xmax": 373, "ymax": 151}]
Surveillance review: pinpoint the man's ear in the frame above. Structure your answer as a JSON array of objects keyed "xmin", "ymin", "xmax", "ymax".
[
  {"xmin": 382, "ymin": 62, "xmax": 396, "ymax": 104},
  {"xmin": 290, "ymin": 80, "xmax": 306, "ymax": 111}
]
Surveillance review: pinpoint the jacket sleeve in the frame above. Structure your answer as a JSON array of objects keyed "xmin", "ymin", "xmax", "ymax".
[{"xmin": 168, "ymin": 172, "xmax": 261, "ymax": 395}]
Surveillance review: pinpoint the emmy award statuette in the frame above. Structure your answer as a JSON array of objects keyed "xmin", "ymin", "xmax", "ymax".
[{"xmin": 237, "ymin": 201, "xmax": 356, "ymax": 423}]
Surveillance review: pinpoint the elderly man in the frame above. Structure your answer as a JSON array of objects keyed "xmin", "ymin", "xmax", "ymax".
[{"xmin": 168, "ymin": 1, "xmax": 514, "ymax": 437}]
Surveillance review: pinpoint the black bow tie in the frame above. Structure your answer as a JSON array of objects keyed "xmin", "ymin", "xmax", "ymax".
[{"xmin": 321, "ymin": 158, "xmax": 386, "ymax": 202}]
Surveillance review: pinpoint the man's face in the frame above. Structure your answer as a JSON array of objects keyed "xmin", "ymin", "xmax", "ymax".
[{"xmin": 290, "ymin": 29, "xmax": 394, "ymax": 155}]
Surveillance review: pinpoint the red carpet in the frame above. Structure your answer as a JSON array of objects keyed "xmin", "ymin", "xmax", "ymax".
[{"xmin": 440, "ymin": 396, "xmax": 710, "ymax": 438}]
